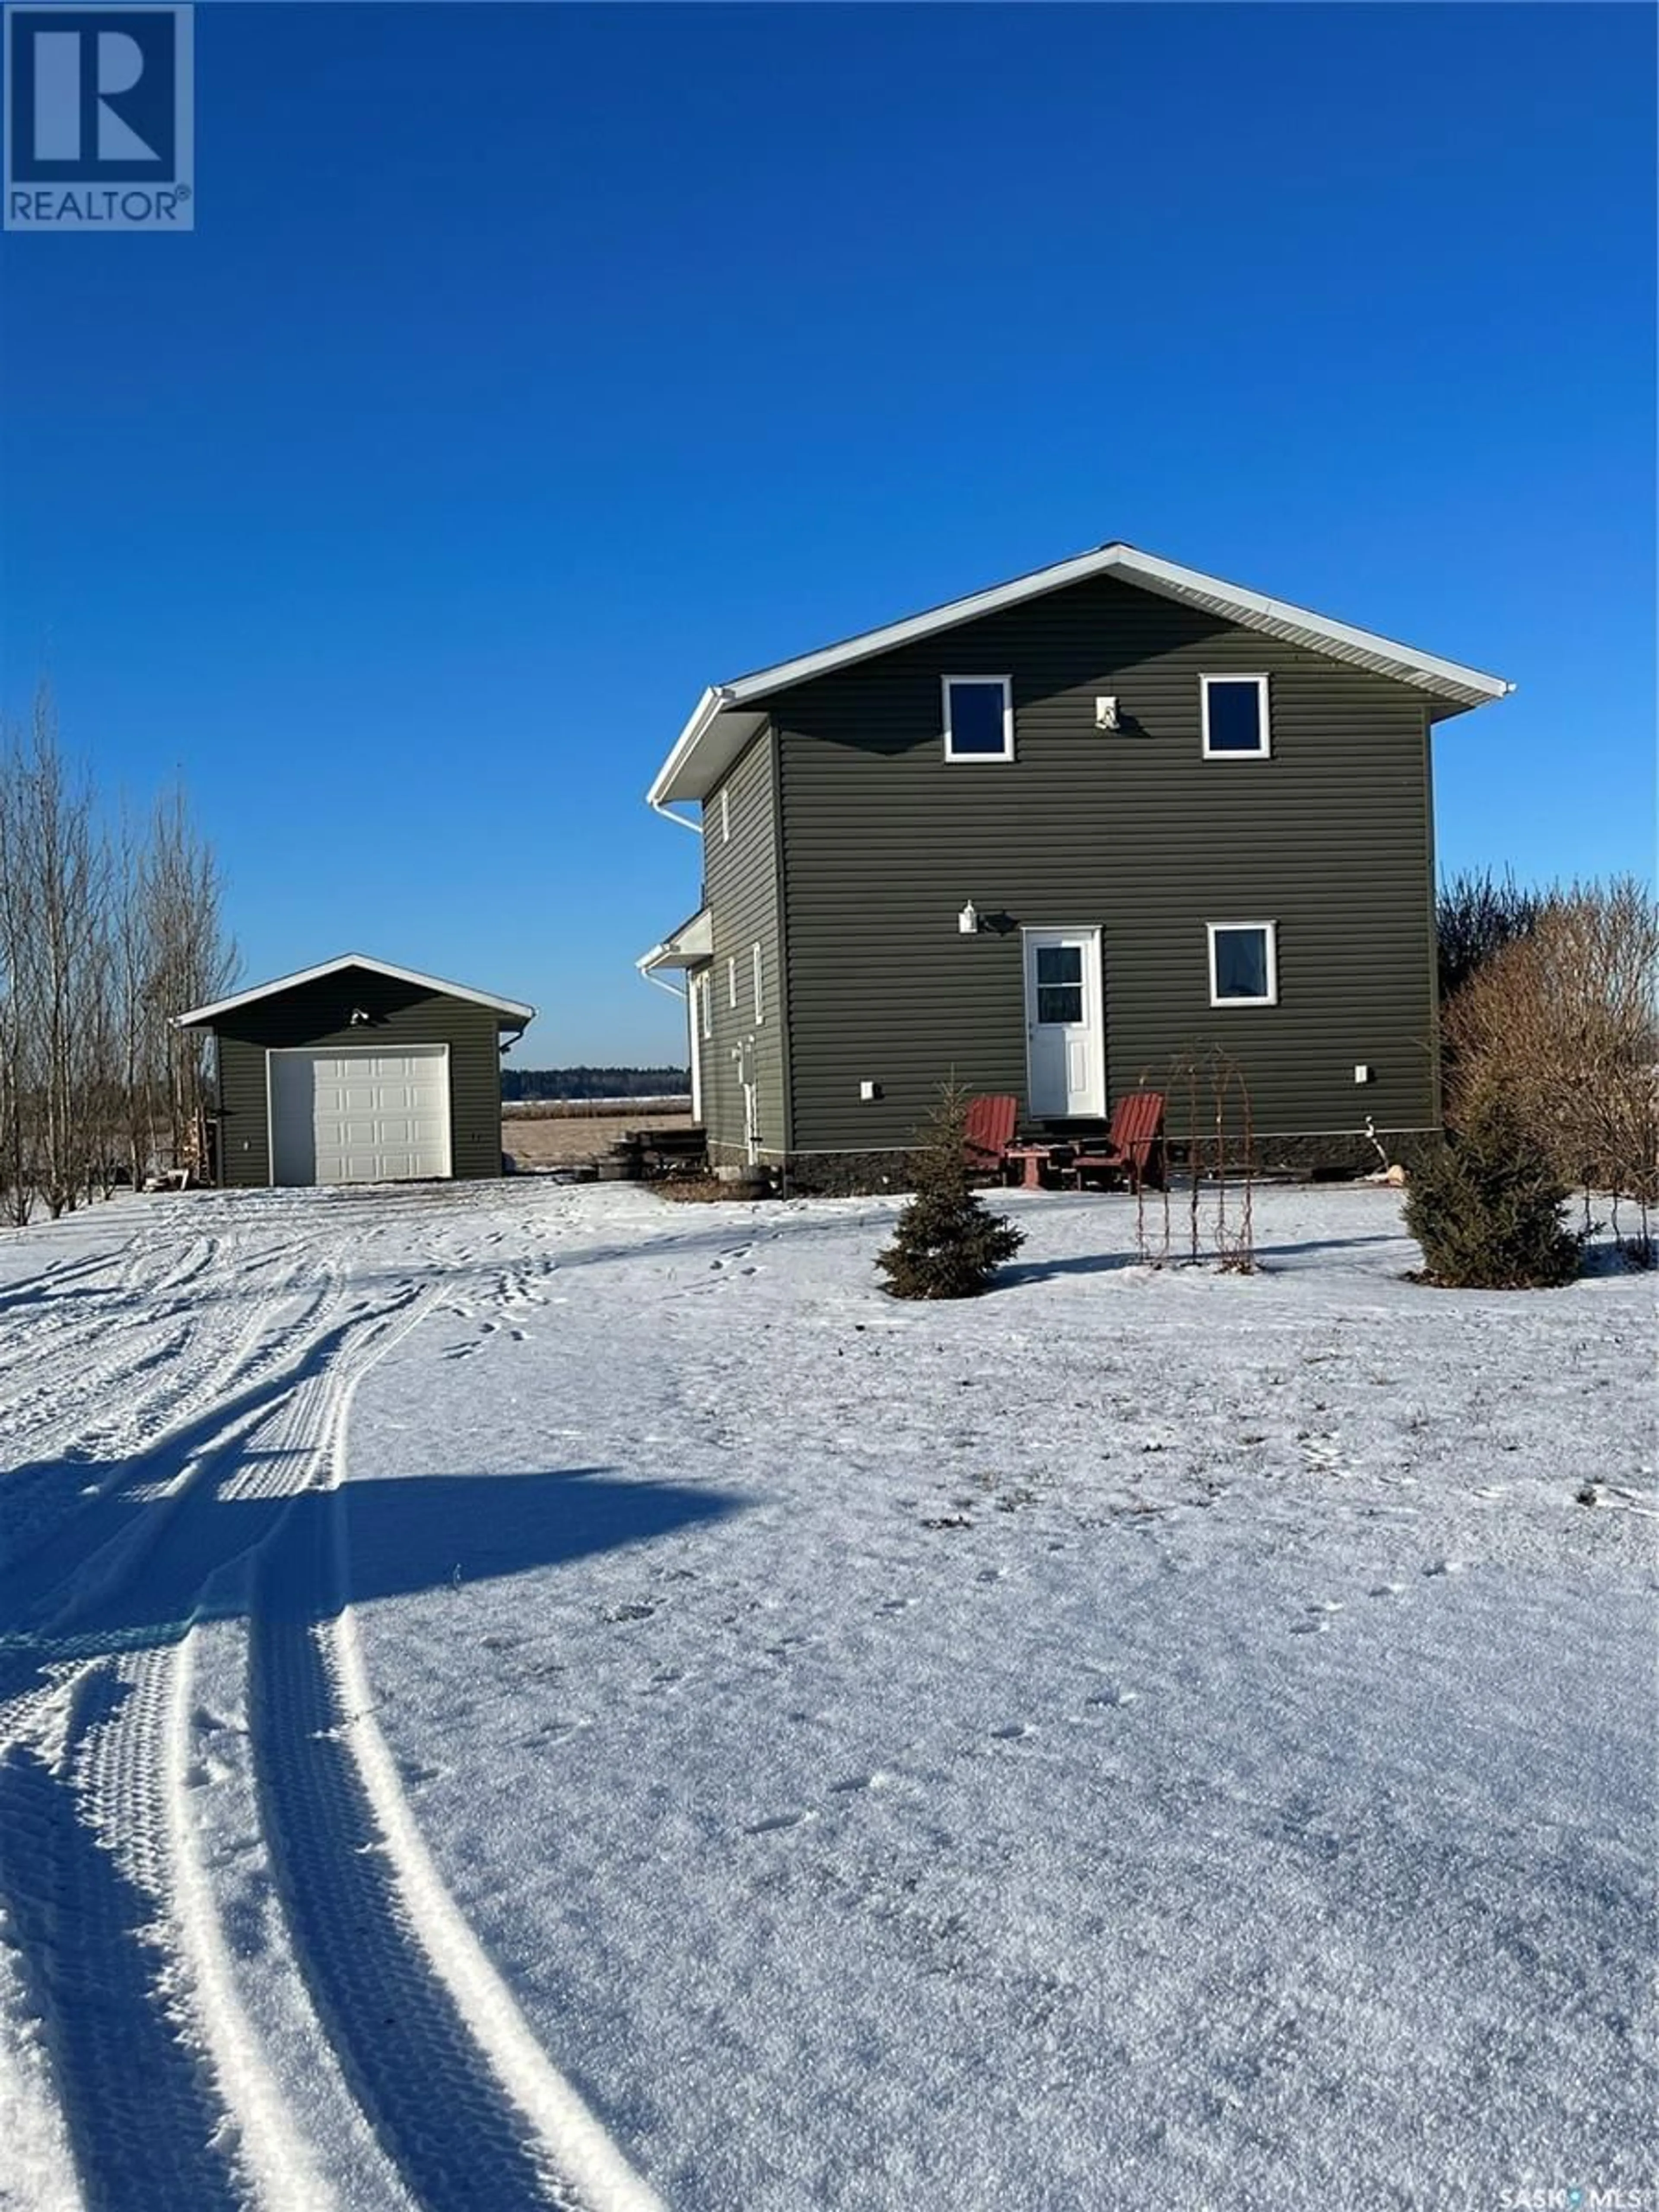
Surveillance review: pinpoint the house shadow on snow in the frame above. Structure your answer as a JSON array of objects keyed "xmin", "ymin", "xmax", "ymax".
[{"xmin": 0, "ymin": 1464, "xmax": 745, "ymax": 1700}]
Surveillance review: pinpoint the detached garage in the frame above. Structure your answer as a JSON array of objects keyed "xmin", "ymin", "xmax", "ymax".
[{"xmin": 174, "ymin": 954, "xmax": 535, "ymax": 1188}]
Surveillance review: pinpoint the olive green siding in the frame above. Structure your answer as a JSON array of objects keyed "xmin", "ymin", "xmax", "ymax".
[
  {"xmin": 212, "ymin": 967, "xmax": 505, "ymax": 1185},
  {"xmin": 748, "ymin": 572, "xmax": 1440, "ymax": 1154},
  {"xmin": 700, "ymin": 730, "xmax": 788, "ymax": 1159}
]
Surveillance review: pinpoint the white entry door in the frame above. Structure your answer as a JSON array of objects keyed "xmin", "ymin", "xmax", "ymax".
[
  {"xmin": 269, "ymin": 1045, "xmax": 451, "ymax": 1185},
  {"xmin": 1023, "ymin": 928, "xmax": 1105, "ymax": 1118}
]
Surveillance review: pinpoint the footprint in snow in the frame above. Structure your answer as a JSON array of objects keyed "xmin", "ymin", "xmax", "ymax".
[
  {"xmin": 747, "ymin": 1809, "xmax": 814, "ymax": 1835},
  {"xmin": 991, "ymin": 1722, "xmax": 1035, "ymax": 1742},
  {"xmin": 1084, "ymin": 1689, "xmax": 1138, "ymax": 1710},
  {"xmin": 1369, "ymin": 1582, "xmax": 1407, "ymax": 1599},
  {"xmin": 829, "ymin": 1771, "xmax": 885, "ymax": 1794},
  {"xmin": 1424, "ymin": 1558, "xmax": 1470, "ymax": 1577}
]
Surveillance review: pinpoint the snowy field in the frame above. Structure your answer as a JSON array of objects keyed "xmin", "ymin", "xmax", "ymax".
[{"xmin": 0, "ymin": 1176, "xmax": 1653, "ymax": 2212}]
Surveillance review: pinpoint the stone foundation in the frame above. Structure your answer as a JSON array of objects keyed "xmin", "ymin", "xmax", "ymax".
[
  {"xmin": 1189, "ymin": 1128, "xmax": 1443, "ymax": 1181},
  {"xmin": 778, "ymin": 1150, "xmax": 914, "ymax": 1198}
]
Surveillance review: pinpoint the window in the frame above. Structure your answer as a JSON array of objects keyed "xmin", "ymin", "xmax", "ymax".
[
  {"xmin": 942, "ymin": 675, "xmax": 1014, "ymax": 762},
  {"xmin": 720, "ymin": 787, "xmax": 731, "ymax": 842},
  {"xmin": 699, "ymin": 971, "xmax": 711, "ymax": 1039},
  {"xmin": 752, "ymin": 942, "xmax": 763, "ymax": 1023},
  {"xmin": 1208, "ymin": 922, "xmax": 1278, "ymax": 1007},
  {"xmin": 727, "ymin": 955, "xmax": 737, "ymax": 1010},
  {"xmin": 1035, "ymin": 943, "xmax": 1084, "ymax": 1025},
  {"xmin": 1201, "ymin": 674, "xmax": 1271, "ymax": 759}
]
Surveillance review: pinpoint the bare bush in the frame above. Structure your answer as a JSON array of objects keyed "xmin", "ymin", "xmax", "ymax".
[
  {"xmin": 1442, "ymin": 877, "xmax": 1658, "ymax": 1244},
  {"xmin": 1436, "ymin": 867, "xmax": 1547, "ymax": 1001}
]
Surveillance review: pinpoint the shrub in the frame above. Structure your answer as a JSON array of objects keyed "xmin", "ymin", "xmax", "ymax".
[
  {"xmin": 1441, "ymin": 877, "xmax": 1659, "ymax": 1235},
  {"xmin": 1404, "ymin": 1096, "xmax": 1580, "ymax": 1289},
  {"xmin": 877, "ymin": 1083, "xmax": 1023, "ymax": 1300}
]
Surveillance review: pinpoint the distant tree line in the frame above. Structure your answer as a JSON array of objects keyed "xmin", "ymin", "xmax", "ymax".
[
  {"xmin": 0, "ymin": 683, "xmax": 234, "ymax": 1222},
  {"xmin": 503, "ymin": 1065, "xmax": 690, "ymax": 1103}
]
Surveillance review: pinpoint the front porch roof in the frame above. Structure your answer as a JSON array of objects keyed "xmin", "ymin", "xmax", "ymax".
[
  {"xmin": 645, "ymin": 539, "xmax": 1515, "ymax": 807},
  {"xmin": 636, "ymin": 907, "xmax": 713, "ymax": 976}
]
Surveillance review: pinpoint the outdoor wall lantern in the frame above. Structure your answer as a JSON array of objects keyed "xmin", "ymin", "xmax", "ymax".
[
  {"xmin": 349, "ymin": 1006, "xmax": 373, "ymax": 1026},
  {"xmin": 958, "ymin": 901, "xmax": 1017, "ymax": 938}
]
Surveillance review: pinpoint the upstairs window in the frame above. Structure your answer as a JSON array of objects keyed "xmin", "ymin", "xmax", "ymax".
[
  {"xmin": 1208, "ymin": 922, "xmax": 1278, "ymax": 1007},
  {"xmin": 942, "ymin": 676, "xmax": 1014, "ymax": 762},
  {"xmin": 752, "ymin": 942, "xmax": 764, "ymax": 1023},
  {"xmin": 727, "ymin": 955, "xmax": 737, "ymax": 1009},
  {"xmin": 1201, "ymin": 674, "xmax": 1271, "ymax": 759}
]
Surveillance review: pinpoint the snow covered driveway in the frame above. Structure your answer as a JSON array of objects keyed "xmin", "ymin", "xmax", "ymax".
[{"xmin": 0, "ymin": 1181, "xmax": 1653, "ymax": 2210}]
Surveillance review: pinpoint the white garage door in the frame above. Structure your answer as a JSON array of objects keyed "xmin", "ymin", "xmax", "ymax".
[{"xmin": 269, "ymin": 1045, "xmax": 451, "ymax": 1186}]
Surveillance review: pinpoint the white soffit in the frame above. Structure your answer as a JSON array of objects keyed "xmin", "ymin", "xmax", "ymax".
[{"xmin": 636, "ymin": 908, "xmax": 713, "ymax": 974}]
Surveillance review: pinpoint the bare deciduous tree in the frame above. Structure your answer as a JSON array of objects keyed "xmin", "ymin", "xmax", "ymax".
[{"xmin": 0, "ymin": 683, "xmax": 235, "ymax": 1223}]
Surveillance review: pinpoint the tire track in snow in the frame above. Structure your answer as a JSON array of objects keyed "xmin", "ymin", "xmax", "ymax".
[
  {"xmin": 248, "ymin": 1287, "xmax": 665, "ymax": 2212},
  {"xmin": 0, "ymin": 1202, "xmax": 664, "ymax": 2212},
  {"xmin": 0, "ymin": 1288, "xmax": 430, "ymax": 2210}
]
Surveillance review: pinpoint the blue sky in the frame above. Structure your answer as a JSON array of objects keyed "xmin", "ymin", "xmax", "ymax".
[{"xmin": 2, "ymin": 3, "xmax": 1652, "ymax": 1065}]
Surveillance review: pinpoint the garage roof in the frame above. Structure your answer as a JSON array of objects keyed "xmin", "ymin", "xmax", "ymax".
[
  {"xmin": 173, "ymin": 954, "xmax": 536, "ymax": 1028},
  {"xmin": 647, "ymin": 540, "xmax": 1515, "ymax": 806}
]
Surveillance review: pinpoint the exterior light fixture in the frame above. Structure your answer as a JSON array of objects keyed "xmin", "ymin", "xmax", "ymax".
[
  {"xmin": 349, "ymin": 1006, "xmax": 372, "ymax": 1025},
  {"xmin": 958, "ymin": 900, "xmax": 979, "ymax": 936}
]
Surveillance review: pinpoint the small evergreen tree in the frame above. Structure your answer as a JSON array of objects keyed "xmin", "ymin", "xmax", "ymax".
[
  {"xmin": 1404, "ymin": 1095, "xmax": 1580, "ymax": 1289},
  {"xmin": 877, "ymin": 1083, "xmax": 1024, "ymax": 1300}
]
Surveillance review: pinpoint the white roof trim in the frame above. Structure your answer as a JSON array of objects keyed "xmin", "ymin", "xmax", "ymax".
[
  {"xmin": 636, "ymin": 908, "xmax": 713, "ymax": 975},
  {"xmin": 173, "ymin": 953, "xmax": 536, "ymax": 1028},
  {"xmin": 646, "ymin": 541, "xmax": 1514, "ymax": 805}
]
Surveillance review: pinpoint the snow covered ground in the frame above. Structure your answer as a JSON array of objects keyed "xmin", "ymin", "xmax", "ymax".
[{"xmin": 0, "ymin": 1177, "xmax": 1652, "ymax": 2212}]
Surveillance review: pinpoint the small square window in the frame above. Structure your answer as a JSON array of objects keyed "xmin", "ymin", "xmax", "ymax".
[
  {"xmin": 942, "ymin": 676, "xmax": 1014, "ymax": 762},
  {"xmin": 1208, "ymin": 922, "xmax": 1278, "ymax": 1007},
  {"xmin": 1201, "ymin": 675, "xmax": 1271, "ymax": 759}
]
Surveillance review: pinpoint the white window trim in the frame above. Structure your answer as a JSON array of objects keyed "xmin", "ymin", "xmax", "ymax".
[
  {"xmin": 1207, "ymin": 920, "xmax": 1279, "ymax": 1007},
  {"xmin": 941, "ymin": 674, "xmax": 1014, "ymax": 763},
  {"xmin": 720, "ymin": 787, "xmax": 731, "ymax": 841},
  {"xmin": 727, "ymin": 954, "xmax": 737, "ymax": 1010},
  {"xmin": 1201, "ymin": 673, "xmax": 1271, "ymax": 760},
  {"xmin": 752, "ymin": 941, "xmax": 763, "ymax": 1023}
]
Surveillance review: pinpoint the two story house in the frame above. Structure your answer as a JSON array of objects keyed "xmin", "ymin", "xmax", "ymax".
[{"xmin": 638, "ymin": 542, "xmax": 1511, "ymax": 1191}]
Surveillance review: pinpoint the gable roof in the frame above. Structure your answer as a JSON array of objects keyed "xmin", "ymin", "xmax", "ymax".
[
  {"xmin": 173, "ymin": 954, "xmax": 536, "ymax": 1029},
  {"xmin": 647, "ymin": 540, "xmax": 1514, "ymax": 807}
]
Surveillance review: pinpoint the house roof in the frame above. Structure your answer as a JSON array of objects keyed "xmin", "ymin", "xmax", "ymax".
[
  {"xmin": 173, "ymin": 953, "xmax": 536, "ymax": 1029},
  {"xmin": 636, "ymin": 907, "xmax": 713, "ymax": 976},
  {"xmin": 646, "ymin": 540, "xmax": 1514, "ymax": 807}
]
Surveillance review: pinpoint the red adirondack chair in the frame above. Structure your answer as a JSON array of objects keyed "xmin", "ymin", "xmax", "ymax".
[
  {"xmin": 1068, "ymin": 1090, "xmax": 1166, "ymax": 1192},
  {"xmin": 962, "ymin": 1093, "xmax": 1019, "ymax": 1182}
]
